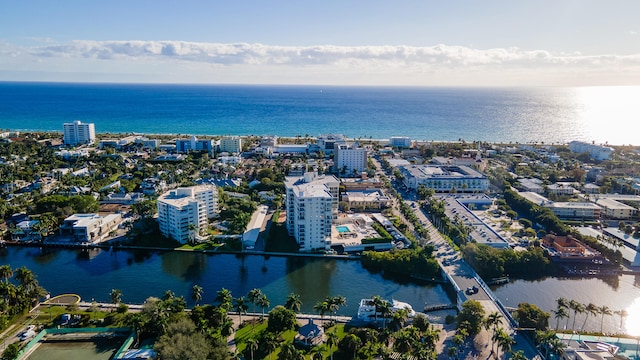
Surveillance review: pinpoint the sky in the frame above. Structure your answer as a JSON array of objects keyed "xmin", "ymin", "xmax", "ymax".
[{"xmin": 1, "ymin": 0, "xmax": 640, "ymax": 86}]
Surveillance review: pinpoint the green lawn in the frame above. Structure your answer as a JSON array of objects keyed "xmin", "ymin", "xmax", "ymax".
[{"xmin": 234, "ymin": 321, "xmax": 347, "ymax": 358}]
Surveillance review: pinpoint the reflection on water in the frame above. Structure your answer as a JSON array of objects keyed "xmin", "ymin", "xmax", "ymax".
[
  {"xmin": 161, "ymin": 251, "xmax": 207, "ymax": 282},
  {"xmin": 286, "ymin": 257, "xmax": 336, "ymax": 308}
]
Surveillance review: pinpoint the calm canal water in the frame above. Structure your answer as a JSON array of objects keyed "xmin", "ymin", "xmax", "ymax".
[
  {"xmin": 0, "ymin": 246, "xmax": 450, "ymax": 316},
  {"xmin": 3, "ymin": 246, "xmax": 640, "ymax": 334},
  {"xmin": 492, "ymin": 274, "xmax": 640, "ymax": 334}
]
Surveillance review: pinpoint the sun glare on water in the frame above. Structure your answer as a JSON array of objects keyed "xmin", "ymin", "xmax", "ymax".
[
  {"xmin": 574, "ymin": 86, "xmax": 640, "ymax": 146},
  {"xmin": 624, "ymin": 298, "xmax": 640, "ymax": 336}
]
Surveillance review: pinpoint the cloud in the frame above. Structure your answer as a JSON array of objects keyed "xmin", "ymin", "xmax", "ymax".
[
  {"xmin": 14, "ymin": 40, "xmax": 640, "ymax": 68},
  {"xmin": 2, "ymin": 39, "xmax": 640, "ymax": 86}
]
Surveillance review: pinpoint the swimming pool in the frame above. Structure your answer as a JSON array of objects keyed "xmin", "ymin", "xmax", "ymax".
[{"xmin": 336, "ymin": 226, "xmax": 351, "ymax": 233}]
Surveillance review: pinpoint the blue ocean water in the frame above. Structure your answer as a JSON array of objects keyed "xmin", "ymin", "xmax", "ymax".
[{"xmin": 1, "ymin": 82, "xmax": 638, "ymax": 145}]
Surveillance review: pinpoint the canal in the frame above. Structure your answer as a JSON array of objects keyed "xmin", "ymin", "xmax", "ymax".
[
  {"xmin": 0, "ymin": 246, "xmax": 451, "ymax": 316},
  {"xmin": 3, "ymin": 246, "xmax": 640, "ymax": 334}
]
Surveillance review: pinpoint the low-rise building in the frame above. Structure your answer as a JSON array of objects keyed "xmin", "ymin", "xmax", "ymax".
[
  {"xmin": 569, "ymin": 141, "xmax": 613, "ymax": 161},
  {"xmin": 60, "ymin": 213, "xmax": 123, "ymax": 243},
  {"xmin": 545, "ymin": 202, "xmax": 602, "ymax": 220},
  {"xmin": 594, "ymin": 198, "xmax": 637, "ymax": 220},
  {"xmin": 343, "ymin": 190, "xmax": 391, "ymax": 210},
  {"xmin": 398, "ymin": 165, "xmax": 489, "ymax": 193}
]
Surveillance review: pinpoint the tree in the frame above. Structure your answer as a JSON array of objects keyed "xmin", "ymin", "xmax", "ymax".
[
  {"xmin": 328, "ymin": 295, "xmax": 346, "ymax": 321},
  {"xmin": 598, "ymin": 305, "xmax": 612, "ymax": 333},
  {"xmin": 457, "ymin": 300, "xmax": 485, "ymax": 335},
  {"xmin": 248, "ymin": 288, "xmax": 263, "ymax": 316},
  {"xmin": 257, "ymin": 294, "xmax": 270, "ymax": 321},
  {"xmin": 233, "ymin": 296, "xmax": 248, "ymax": 325},
  {"xmin": 552, "ymin": 307, "xmax": 568, "ymax": 331},
  {"xmin": 326, "ymin": 330, "xmax": 338, "ymax": 360},
  {"xmin": 495, "ymin": 329, "xmax": 514, "ymax": 360},
  {"xmin": 262, "ymin": 333, "xmax": 278, "ymax": 360},
  {"xmin": 0, "ymin": 265, "xmax": 13, "ymax": 283},
  {"xmin": 568, "ymin": 300, "xmax": 584, "ymax": 331},
  {"xmin": 154, "ymin": 318, "xmax": 213, "ymax": 360},
  {"xmin": 2, "ymin": 343, "xmax": 21, "ymax": 360},
  {"xmin": 339, "ymin": 334, "xmax": 362, "ymax": 360},
  {"xmin": 582, "ymin": 303, "xmax": 598, "ymax": 332},
  {"xmin": 246, "ymin": 338, "xmax": 258, "ymax": 360},
  {"xmin": 191, "ymin": 285, "xmax": 203, "ymax": 306},
  {"xmin": 284, "ymin": 293, "xmax": 302, "ymax": 313},
  {"xmin": 484, "ymin": 311, "xmax": 503, "ymax": 354},
  {"xmin": 267, "ymin": 306, "xmax": 297, "ymax": 333},
  {"xmin": 216, "ymin": 288, "xmax": 233, "ymax": 311},
  {"xmin": 313, "ymin": 300, "xmax": 330, "ymax": 322},
  {"xmin": 110, "ymin": 288, "xmax": 123, "ymax": 306},
  {"xmin": 514, "ymin": 302, "xmax": 549, "ymax": 331}
]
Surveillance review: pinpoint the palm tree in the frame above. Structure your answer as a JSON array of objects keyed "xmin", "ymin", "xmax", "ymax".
[
  {"xmin": 371, "ymin": 295, "xmax": 383, "ymax": 324},
  {"xmin": 582, "ymin": 303, "xmax": 598, "ymax": 332},
  {"xmin": 234, "ymin": 296, "xmax": 248, "ymax": 325},
  {"xmin": 615, "ymin": 309, "xmax": 628, "ymax": 335},
  {"xmin": 556, "ymin": 297, "xmax": 569, "ymax": 311},
  {"xmin": 110, "ymin": 288, "xmax": 122, "ymax": 306},
  {"xmin": 257, "ymin": 294, "xmax": 270, "ymax": 321},
  {"xmin": 246, "ymin": 338, "xmax": 258, "ymax": 360},
  {"xmin": 313, "ymin": 300, "xmax": 330, "ymax": 322},
  {"xmin": 15, "ymin": 267, "xmax": 36, "ymax": 291},
  {"xmin": 280, "ymin": 342, "xmax": 297, "ymax": 360},
  {"xmin": 248, "ymin": 288, "xmax": 263, "ymax": 315},
  {"xmin": 569, "ymin": 300, "xmax": 584, "ymax": 331},
  {"xmin": 549, "ymin": 337, "xmax": 567, "ymax": 357},
  {"xmin": 391, "ymin": 308, "xmax": 409, "ymax": 331},
  {"xmin": 342, "ymin": 334, "xmax": 362, "ymax": 360},
  {"xmin": 329, "ymin": 295, "xmax": 346, "ymax": 321},
  {"xmin": 394, "ymin": 330, "xmax": 414, "ymax": 353},
  {"xmin": 510, "ymin": 350, "xmax": 527, "ymax": 360},
  {"xmin": 221, "ymin": 317, "xmax": 234, "ymax": 338},
  {"xmin": 216, "ymin": 288, "xmax": 233, "ymax": 311},
  {"xmin": 0, "ymin": 265, "xmax": 13, "ymax": 283},
  {"xmin": 496, "ymin": 329, "xmax": 514, "ymax": 359},
  {"xmin": 284, "ymin": 293, "xmax": 302, "ymax": 313},
  {"xmin": 309, "ymin": 346, "xmax": 324, "ymax": 360},
  {"xmin": 191, "ymin": 285, "xmax": 203, "ymax": 306},
  {"xmin": 378, "ymin": 300, "xmax": 392, "ymax": 329},
  {"xmin": 326, "ymin": 331, "xmax": 338, "ymax": 360},
  {"xmin": 598, "ymin": 305, "xmax": 612, "ymax": 333},
  {"xmin": 447, "ymin": 346, "xmax": 458, "ymax": 360},
  {"xmin": 263, "ymin": 334, "xmax": 278, "ymax": 360},
  {"xmin": 552, "ymin": 307, "xmax": 569, "ymax": 330},
  {"xmin": 484, "ymin": 311, "xmax": 503, "ymax": 354}
]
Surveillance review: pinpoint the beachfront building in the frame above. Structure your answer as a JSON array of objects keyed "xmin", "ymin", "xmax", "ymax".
[
  {"xmin": 311, "ymin": 134, "xmax": 348, "ymax": 155},
  {"xmin": 285, "ymin": 173, "xmax": 339, "ymax": 251},
  {"xmin": 569, "ymin": 141, "xmax": 614, "ymax": 161},
  {"xmin": 389, "ymin": 136, "xmax": 412, "ymax": 148},
  {"xmin": 219, "ymin": 136, "xmax": 243, "ymax": 154},
  {"xmin": 63, "ymin": 120, "xmax": 95, "ymax": 146},
  {"xmin": 398, "ymin": 165, "xmax": 489, "ymax": 193},
  {"xmin": 157, "ymin": 185, "xmax": 218, "ymax": 244},
  {"xmin": 518, "ymin": 178, "xmax": 545, "ymax": 194},
  {"xmin": 60, "ymin": 213, "xmax": 123, "ymax": 243},
  {"xmin": 334, "ymin": 144, "xmax": 368, "ymax": 176},
  {"xmin": 176, "ymin": 136, "xmax": 215, "ymax": 154}
]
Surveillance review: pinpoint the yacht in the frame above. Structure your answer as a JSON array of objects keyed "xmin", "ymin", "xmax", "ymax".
[{"xmin": 357, "ymin": 298, "xmax": 416, "ymax": 321}]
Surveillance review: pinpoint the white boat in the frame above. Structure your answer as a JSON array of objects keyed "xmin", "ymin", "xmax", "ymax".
[{"xmin": 357, "ymin": 298, "xmax": 416, "ymax": 321}]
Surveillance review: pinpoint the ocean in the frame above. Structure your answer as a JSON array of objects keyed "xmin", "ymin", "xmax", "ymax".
[{"xmin": 1, "ymin": 82, "xmax": 638, "ymax": 145}]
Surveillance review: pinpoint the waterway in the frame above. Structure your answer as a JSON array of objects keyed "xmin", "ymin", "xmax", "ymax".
[
  {"xmin": 0, "ymin": 246, "xmax": 451, "ymax": 317},
  {"xmin": 3, "ymin": 246, "xmax": 640, "ymax": 334}
]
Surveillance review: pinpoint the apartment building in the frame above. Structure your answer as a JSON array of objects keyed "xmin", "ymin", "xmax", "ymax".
[
  {"xmin": 157, "ymin": 185, "xmax": 218, "ymax": 244},
  {"xmin": 285, "ymin": 173, "xmax": 339, "ymax": 251},
  {"xmin": 63, "ymin": 120, "xmax": 96, "ymax": 146}
]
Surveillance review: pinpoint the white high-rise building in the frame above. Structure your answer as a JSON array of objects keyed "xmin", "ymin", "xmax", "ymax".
[
  {"xmin": 63, "ymin": 120, "xmax": 96, "ymax": 145},
  {"xmin": 219, "ymin": 136, "xmax": 243, "ymax": 154},
  {"xmin": 334, "ymin": 144, "xmax": 368, "ymax": 175},
  {"xmin": 285, "ymin": 173, "xmax": 339, "ymax": 251},
  {"xmin": 157, "ymin": 185, "xmax": 218, "ymax": 244}
]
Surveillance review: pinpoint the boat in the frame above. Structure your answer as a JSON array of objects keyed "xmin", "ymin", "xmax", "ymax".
[{"xmin": 357, "ymin": 298, "xmax": 416, "ymax": 321}]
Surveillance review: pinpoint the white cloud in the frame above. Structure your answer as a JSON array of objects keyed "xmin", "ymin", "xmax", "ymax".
[{"xmin": 2, "ymin": 40, "xmax": 640, "ymax": 86}]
